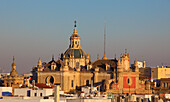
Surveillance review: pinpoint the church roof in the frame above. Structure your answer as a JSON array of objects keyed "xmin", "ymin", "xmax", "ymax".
[
  {"xmin": 92, "ymin": 59, "xmax": 117, "ymax": 71},
  {"xmin": 42, "ymin": 59, "xmax": 64, "ymax": 71}
]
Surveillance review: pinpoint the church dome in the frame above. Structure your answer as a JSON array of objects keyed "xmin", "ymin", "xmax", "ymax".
[{"xmin": 64, "ymin": 48, "xmax": 87, "ymax": 58}]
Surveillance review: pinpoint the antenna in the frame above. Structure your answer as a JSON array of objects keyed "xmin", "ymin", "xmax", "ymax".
[{"xmin": 104, "ymin": 23, "xmax": 106, "ymax": 54}]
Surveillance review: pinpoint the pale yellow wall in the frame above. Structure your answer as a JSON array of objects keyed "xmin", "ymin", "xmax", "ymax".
[{"xmin": 151, "ymin": 67, "xmax": 170, "ymax": 79}]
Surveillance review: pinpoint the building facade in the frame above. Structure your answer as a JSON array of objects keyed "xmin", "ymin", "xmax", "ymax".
[{"xmin": 32, "ymin": 21, "xmax": 150, "ymax": 94}]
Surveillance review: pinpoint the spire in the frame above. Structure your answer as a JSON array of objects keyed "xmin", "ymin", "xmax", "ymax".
[
  {"xmin": 134, "ymin": 58, "xmax": 139, "ymax": 72},
  {"xmin": 117, "ymin": 59, "xmax": 122, "ymax": 72},
  {"xmin": 102, "ymin": 23, "xmax": 107, "ymax": 60},
  {"xmin": 117, "ymin": 59, "xmax": 121, "ymax": 65},
  {"xmin": 104, "ymin": 23, "xmax": 106, "ymax": 55},
  {"xmin": 97, "ymin": 54, "xmax": 99, "ymax": 60},
  {"xmin": 13, "ymin": 56, "xmax": 15, "ymax": 62},
  {"xmin": 125, "ymin": 49, "xmax": 127, "ymax": 54},
  {"xmin": 38, "ymin": 57, "xmax": 42, "ymax": 67},
  {"xmin": 12, "ymin": 56, "xmax": 16, "ymax": 67},
  {"xmin": 87, "ymin": 53, "xmax": 90, "ymax": 59},
  {"xmin": 114, "ymin": 54, "xmax": 117, "ymax": 60},
  {"xmin": 134, "ymin": 58, "xmax": 138, "ymax": 67},
  {"xmin": 121, "ymin": 53, "xmax": 123, "ymax": 58},
  {"xmin": 102, "ymin": 53, "xmax": 107, "ymax": 60},
  {"xmin": 73, "ymin": 20, "xmax": 77, "ymax": 34},
  {"xmin": 52, "ymin": 54, "xmax": 54, "ymax": 61}
]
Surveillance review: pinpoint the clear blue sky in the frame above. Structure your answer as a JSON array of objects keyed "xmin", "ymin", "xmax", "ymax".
[{"xmin": 0, "ymin": 0, "xmax": 170, "ymax": 74}]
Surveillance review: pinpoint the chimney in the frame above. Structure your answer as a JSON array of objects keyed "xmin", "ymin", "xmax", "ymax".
[
  {"xmin": 54, "ymin": 83, "xmax": 60, "ymax": 102},
  {"xmin": 32, "ymin": 80, "xmax": 35, "ymax": 88}
]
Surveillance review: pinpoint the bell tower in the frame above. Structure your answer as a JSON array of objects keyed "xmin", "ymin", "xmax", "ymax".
[
  {"xmin": 10, "ymin": 56, "xmax": 18, "ymax": 76},
  {"xmin": 120, "ymin": 49, "xmax": 130, "ymax": 71}
]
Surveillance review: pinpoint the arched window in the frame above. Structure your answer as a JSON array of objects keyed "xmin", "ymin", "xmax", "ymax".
[
  {"xmin": 127, "ymin": 79, "xmax": 130, "ymax": 84},
  {"xmin": 46, "ymin": 76, "xmax": 54, "ymax": 84},
  {"xmin": 50, "ymin": 76, "xmax": 54, "ymax": 84},
  {"xmin": 86, "ymin": 80, "xmax": 89, "ymax": 86}
]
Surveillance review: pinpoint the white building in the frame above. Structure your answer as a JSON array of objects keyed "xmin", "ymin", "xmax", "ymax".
[
  {"xmin": 14, "ymin": 88, "xmax": 53, "ymax": 97},
  {"xmin": 131, "ymin": 61, "xmax": 146, "ymax": 68},
  {"xmin": 0, "ymin": 87, "xmax": 12, "ymax": 97}
]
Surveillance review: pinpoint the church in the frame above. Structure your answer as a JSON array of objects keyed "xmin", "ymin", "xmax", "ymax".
[{"xmin": 32, "ymin": 21, "xmax": 151, "ymax": 94}]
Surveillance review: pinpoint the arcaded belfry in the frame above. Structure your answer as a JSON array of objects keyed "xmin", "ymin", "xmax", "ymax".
[{"xmin": 32, "ymin": 21, "xmax": 151, "ymax": 94}]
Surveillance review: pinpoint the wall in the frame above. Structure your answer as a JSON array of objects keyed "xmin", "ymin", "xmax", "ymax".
[
  {"xmin": 67, "ymin": 99, "xmax": 111, "ymax": 102},
  {"xmin": 14, "ymin": 88, "xmax": 53, "ymax": 97},
  {"xmin": 14, "ymin": 88, "xmax": 30, "ymax": 96}
]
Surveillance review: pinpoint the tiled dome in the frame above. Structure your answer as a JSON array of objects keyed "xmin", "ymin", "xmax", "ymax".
[{"xmin": 64, "ymin": 48, "xmax": 87, "ymax": 58}]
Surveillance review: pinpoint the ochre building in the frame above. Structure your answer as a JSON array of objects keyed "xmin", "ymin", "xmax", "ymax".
[
  {"xmin": 32, "ymin": 21, "xmax": 150, "ymax": 94},
  {"xmin": 4, "ymin": 57, "xmax": 24, "ymax": 93}
]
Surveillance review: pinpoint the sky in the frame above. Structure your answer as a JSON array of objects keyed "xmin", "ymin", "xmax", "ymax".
[{"xmin": 0, "ymin": 0, "xmax": 170, "ymax": 74}]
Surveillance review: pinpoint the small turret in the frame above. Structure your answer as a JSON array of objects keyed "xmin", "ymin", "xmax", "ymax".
[
  {"xmin": 102, "ymin": 53, "xmax": 107, "ymax": 60},
  {"xmin": 117, "ymin": 59, "xmax": 123, "ymax": 72},
  {"xmin": 114, "ymin": 54, "xmax": 117, "ymax": 60},
  {"xmin": 134, "ymin": 59, "xmax": 139, "ymax": 72},
  {"xmin": 87, "ymin": 53, "xmax": 90, "ymax": 59},
  {"xmin": 143, "ymin": 61, "xmax": 146, "ymax": 68},
  {"xmin": 38, "ymin": 57, "xmax": 42, "ymax": 67}
]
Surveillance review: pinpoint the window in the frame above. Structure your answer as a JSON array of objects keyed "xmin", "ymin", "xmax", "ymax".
[
  {"xmin": 71, "ymin": 80, "xmax": 74, "ymax": 87},
  {"xmin": 109, "ymin": 82, "xmax": 114, "ymax": 89},
  {"xmin": 76, "ymin": 62, "xmax": 79, "ymax": 68},
  {"xmin": 167, "ymin": 83, "xmax": 168, "ymax": 88},
  {"xmin": 35, "ymin": 93, "xmax": 37, "ymax": 96},
  {"xmin": 163, "ymin": 83, "xmax": 165, "ymax": 88},
  {"xmin": 86, "ymin": 80, "xmax": 89, "ymax": 86},
  {"xmin": 40, "ymin": 93, "xmax": 43, "ymax": 96},
  {"xmin": 127, "ymin": 79, "xmax": 130, "ymax": 84},
  {"xmin": 75, "ymin": 41, "xmax": 77, "ymax": 44},
  {"xmin": 11, "ymin": 82, "xmax": 13, "ymax": 87}
]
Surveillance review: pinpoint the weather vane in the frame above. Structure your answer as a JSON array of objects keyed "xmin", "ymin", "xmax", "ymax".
[{"xmin": 74, "ymin": 20, "xmax": 76, "ymax": 27}]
